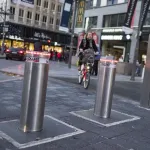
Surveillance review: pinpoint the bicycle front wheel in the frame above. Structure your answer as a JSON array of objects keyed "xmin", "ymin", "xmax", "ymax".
[
  {"xmin": 83, "ymin": 72, "xmax": 90, "ymax": 89},
  {"xmin": 78, "ymin": 71, "xmax": 83, "ymax": 84}
]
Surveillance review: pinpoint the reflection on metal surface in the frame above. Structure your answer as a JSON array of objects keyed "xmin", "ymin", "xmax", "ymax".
[
  {"xmin": 20, "ymin": 52, "xmax": 49, "ymax": 132},
  {"xmin": 94, "ymin": 60, "xmax": 117, "ymax": 118}
]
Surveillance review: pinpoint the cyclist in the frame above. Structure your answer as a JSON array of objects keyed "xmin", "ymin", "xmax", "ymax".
[{"xmin": 78, "ymin": 32, "xmax": 98, "ymax": 71}]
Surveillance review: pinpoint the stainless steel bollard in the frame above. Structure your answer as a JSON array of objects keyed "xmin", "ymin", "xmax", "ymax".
[
  {"xmin": 94, "ymin": 59, "xmax": 117, "ymax": 118},
  {"xmin": 20, "ymin": 51, "xmax": 50, "ymax": 132}
]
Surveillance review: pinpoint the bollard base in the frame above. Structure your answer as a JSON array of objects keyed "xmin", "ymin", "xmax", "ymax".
[
  {"xmin": 19, "ymin": 127, "xmax": 43, "ymax": 133},
  {"xmin": 70, "ymin": 109, "xmax": 140, "ymax": 127},
  {"xmin": 0, "ymin": 115, "xmax": 84, "ymax": 149}
]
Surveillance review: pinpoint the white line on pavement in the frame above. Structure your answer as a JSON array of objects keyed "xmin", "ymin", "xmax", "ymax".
[
  {"xmin": 0, "ymin": 78, "xmax": 22, "ymax": 83},
  {"xmin": 70, "ymin": 109, "xmax": 140, "ymax": 127}
]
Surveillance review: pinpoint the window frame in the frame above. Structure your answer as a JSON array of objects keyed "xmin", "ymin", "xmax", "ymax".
[{"xmin": 19, "ymin": 9, "xmax": 24, "ymax": 17}]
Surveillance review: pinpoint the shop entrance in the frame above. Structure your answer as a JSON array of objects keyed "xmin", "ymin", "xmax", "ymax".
[{"xmin": 102, "ymin": 40, "xmax": 127, "ymax": 61}]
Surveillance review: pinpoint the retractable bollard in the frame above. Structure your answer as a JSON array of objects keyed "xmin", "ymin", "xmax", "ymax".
[
  {"xmin": 20, "ymin": 51, "xmax": 50, "ymax": 132},
  {"xmin": 94, "ymin": 58, "xmax": 117, "ymax": 118}
]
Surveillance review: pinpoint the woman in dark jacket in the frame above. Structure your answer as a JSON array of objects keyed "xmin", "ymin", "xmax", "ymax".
[{"xmin": 78, "ymin": 32, "xmax": 98, "ymax": 70}]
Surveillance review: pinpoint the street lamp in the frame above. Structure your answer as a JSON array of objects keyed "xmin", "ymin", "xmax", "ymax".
[
  {"xmin": 68, "ymin": 0, "xmax": 78, "ymax": 69},
  {"xmin": 130, "ymin": 0, "xmax": 144, "ymax": 81}
]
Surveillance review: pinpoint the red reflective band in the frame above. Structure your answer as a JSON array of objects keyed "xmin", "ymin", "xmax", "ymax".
[
  {"xmin": 100, "ymin": 59, "xmax": 118, "ymax": 63},
  {"xmin": 26, "ymin": 51, "xmax": 50, "ymax": 57}
]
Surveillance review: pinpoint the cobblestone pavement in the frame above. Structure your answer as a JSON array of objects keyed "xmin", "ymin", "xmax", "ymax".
[{"xmin": 0, "ymin": 75, "xmax": 149, "ymax": 150}]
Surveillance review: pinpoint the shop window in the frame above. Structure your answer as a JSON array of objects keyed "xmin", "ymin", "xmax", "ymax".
[
  {"xmin": 50, "ymin": 17, "xmax": 54, "ymax": 24},
  {"xmin": 44, "ymin": 1, "xmax": 48, "ymax": 8},
  {"xmin": 12, "ymin": 41, "xmax": 24, "ymax": 48},
  {"xmin": 10, "ymin": 7, "xmax": 15, "ymax": 14},
  {"xmin": 35, "ymin": 13, "xmax": 40, "ymax": 21},
  {"xmin": 27, "ymin": 11, "xmax": 32, "ymax": 19},
  {"xmin": 57, "ymin": 5, "xmax": 61, "ymax": 12},
  {"xmin": 19, "ymin": 9, "xmax": 24, "ymax": 17},
  {"xmin": 51, "ymin": 3, "xmax": 55, "ymax": 10},
  {"xmin": 56, "ymin": 19, "xmax": 60, "ymax": 26},
  {"xmin": 43, "ymin": 16, "xmax": 47, "ymax": 23},
  {"xmin": 37, "ymin": 0, "xmax": 41, "ymax": 6}
]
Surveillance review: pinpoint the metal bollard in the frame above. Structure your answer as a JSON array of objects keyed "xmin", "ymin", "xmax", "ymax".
[
  {"xmin": 20, "ymin": 51, "xmax": 50, "ymax": 132},
  {"xmin": 94, "ymin": 59, "xmax": 117, "ymax": 118}
]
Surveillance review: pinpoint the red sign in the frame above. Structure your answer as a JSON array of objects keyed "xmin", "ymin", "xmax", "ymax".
[
  {"xmin": 77, "ymin": 32, "xmax": 85, "ymax": 49},
  {"xmin": 128, "ymin": 0, "xmax": 135, "ymax": 28},
  {"xmin": 92, "ymin": 32, "xmax": 98, "ymax": 45}
]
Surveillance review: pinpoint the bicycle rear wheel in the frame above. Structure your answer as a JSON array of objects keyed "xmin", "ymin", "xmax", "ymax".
[{"xmin": 83, "ymin": 72, "xmax": 90, "ymax": 89}]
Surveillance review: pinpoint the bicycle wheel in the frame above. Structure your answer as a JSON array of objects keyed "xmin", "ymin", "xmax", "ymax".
[
  {"xmin": 83, "ymin": 72, "xmax": 90, "ymax": 89},
  {"xmin": 78, "ymin": 71, "xmax": 83, "ymax": 84}
]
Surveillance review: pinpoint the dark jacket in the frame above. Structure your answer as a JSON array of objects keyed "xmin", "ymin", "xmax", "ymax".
[{"xmin": 79, "ymin": 38, "xmax": 98, "ymax": 52}]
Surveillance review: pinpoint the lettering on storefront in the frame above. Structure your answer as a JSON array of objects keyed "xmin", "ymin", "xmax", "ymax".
[
  {"xmin": 101, "ymin": 35, "xmax": 123, "ymax": 40},
  {"xmin": 102, "ymin": 28, "xmax": 123, "ymax": 33},
  {"xmin": 34, "ymin": 32, "xmax": 51, "ymax": 39},
  {"xmin": 76, "ymin": 0, "xmax": 85, "ymax": 28}
]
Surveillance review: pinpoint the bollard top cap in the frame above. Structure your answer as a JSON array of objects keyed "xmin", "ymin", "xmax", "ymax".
[
  {"xmin": 100, "ymin": 56, "xmax": 118, "ymax": 66},
  {"xmin": 26, "ymin": 51, "xmax": 50, "ymax": 58}
]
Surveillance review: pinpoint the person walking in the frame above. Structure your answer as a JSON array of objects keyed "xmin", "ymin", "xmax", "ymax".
[{"xmin": 92, "ymin": 44, "xmax": 100, "ymax": 76}]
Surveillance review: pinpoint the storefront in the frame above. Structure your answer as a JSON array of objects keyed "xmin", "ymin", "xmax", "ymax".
[
  {"xmin": 101, "ymin": 28, "xmax": 131, "ymax": 62},
  {"xmin": 0, "ymin": 22, "xmax": 77, "ymax": 53}
]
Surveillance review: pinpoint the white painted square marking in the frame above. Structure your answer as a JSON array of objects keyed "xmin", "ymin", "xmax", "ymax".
[
  {"xmin": 70, "ymin": 109, "xmax": 140, "ymax": 127},
  {"xmin": 0, "ymin": 115, "xmax": 85, "ymax": 149}
]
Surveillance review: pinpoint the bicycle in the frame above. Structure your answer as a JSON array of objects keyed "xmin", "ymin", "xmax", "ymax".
[{"xmin": 78, "ymin": 50, "xmax": 98, "ymax": 89}]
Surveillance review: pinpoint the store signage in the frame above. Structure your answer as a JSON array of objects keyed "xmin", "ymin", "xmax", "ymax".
[
  {"xmin": 123, "ymin": 0, "xmax": 138, "ymax": 34},
  {"xmin": 140, "ymin": 0, "xmax": 150, "ymax": 32},
  {"xmin": 101, "ymin": 35, "xmax": 131, "ymax": 40},
  {"xmin": 101, "ymin": 35, "xmax": 123, "ymax": 40},
  {"xmin": 9, "ymin": 35, "xmax": 24, "ymax": 41},
  {"xmin": 76, "ymin": 0, "xmax": 85, "ymax": 28},
  {"xmin": 59, "ymin": 0, "xmax": 73, "ymax": 32},
  {"xmin": 11, "ymin": 0, "xmax": 34, "ymax": 8},
  {"xmin": 34, "ymin": 32, "xmax": 51, "ymax": 39},
  {"xmin": 102, "ymin": 28, "xmax": 123, "ymax": 33}
]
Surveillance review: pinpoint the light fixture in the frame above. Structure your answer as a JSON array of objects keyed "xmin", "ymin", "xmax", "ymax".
[{"xmin": 126, "ymin": 35, "xmax": 131, "ymax": 40}]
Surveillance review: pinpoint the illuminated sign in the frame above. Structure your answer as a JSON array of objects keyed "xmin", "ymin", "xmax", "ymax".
[
  {"xmin": 101, "ymin": 35, "xmax": 131, "ymax": 40},
  {"xmin": 101, "ymin": 35, "xmax": 123, "ymax": 40},
  {"xmin": 76, "ymin": 0, "xmax": 85, "ymax": 28},
  {"xmin": 102, "ymin": 28, "xmax": 123, "ymax": 33}
]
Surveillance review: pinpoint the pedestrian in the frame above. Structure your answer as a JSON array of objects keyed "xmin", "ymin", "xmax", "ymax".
[
  {"xmin": 135, "ymin": 60, "xmax": 140, "ymax": 76},
  {"xmin": 92, "ymin": 44, "xmax": 100, "ymax": 76},
  {"xmin": 57, "ymin": 52, "xmax": 61, "ymax": 62},
  {"xmin": 55, "ymin": 51, "xmax": 57, "ymax": 61}
]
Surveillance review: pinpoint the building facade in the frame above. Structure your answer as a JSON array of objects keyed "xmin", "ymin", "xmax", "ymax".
[
  {"xmin": 0, "ymin": 0, "xmax": 77, "ymax": 52},
  {"xmin": 75, "ymin": 0, "xmax": 150, "ymax": 65}
]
